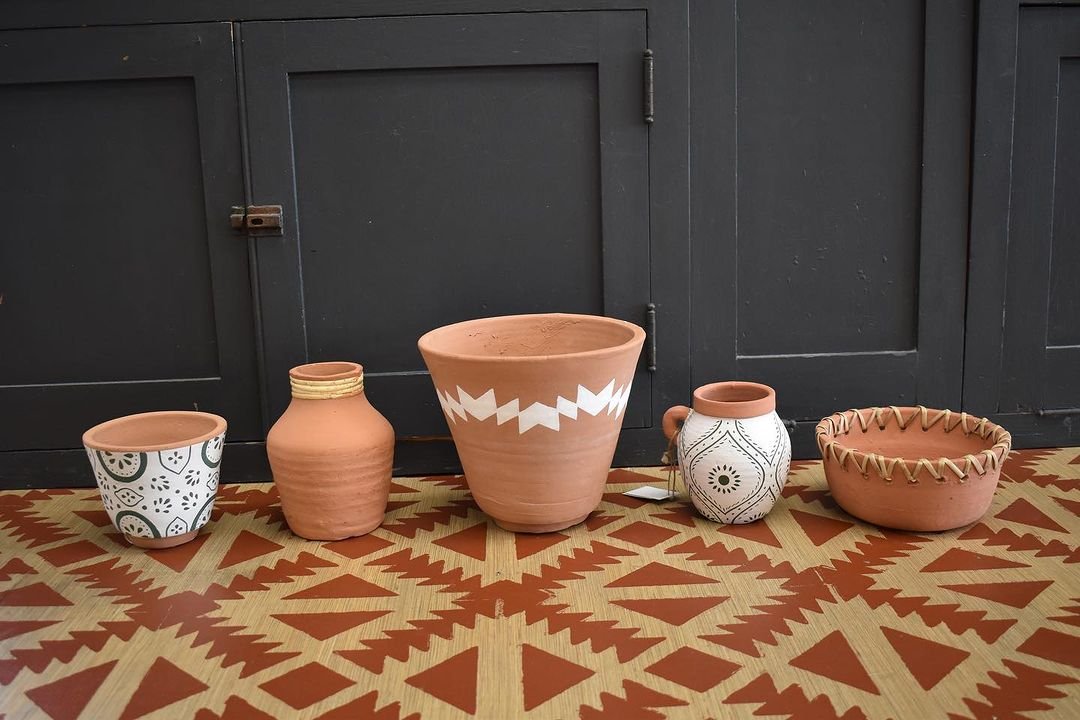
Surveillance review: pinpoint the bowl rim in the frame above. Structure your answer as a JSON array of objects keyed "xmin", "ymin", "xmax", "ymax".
[
  {"xmin": 83, "ymin": 410, "xmax": 227, "ymax": 453},
  {"xmin": 417, "ymin": 312, "xmax": 646, "ymax": 363},
  {"xmin": 815, "ymin": 405, "xmax": 1011, "ymax": 483}
]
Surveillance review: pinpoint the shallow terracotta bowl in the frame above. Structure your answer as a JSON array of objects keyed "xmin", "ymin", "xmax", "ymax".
[
  {"xmin": 83, "ymin": 411, "xmax": 227, "ymax": 548},
  {"xmin": 816, "ymin": 406, "xmax": 1011, "ymax": 532}
]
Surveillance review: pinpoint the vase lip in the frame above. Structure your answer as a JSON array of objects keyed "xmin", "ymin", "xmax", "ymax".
[
  {"xmin": 289, "ymin": 361, "xmax": 363, "ymax": 382},
  {"xmin": 83, "ymin": 410, "xmax": 227, "ymax": 453},
  {"xmin": 417, "ymin": 313, "xmax": 646, "ymax": 364},
  {"xmin": 692, "ymin": 381, "xmax": 776, "ymax": 419}
]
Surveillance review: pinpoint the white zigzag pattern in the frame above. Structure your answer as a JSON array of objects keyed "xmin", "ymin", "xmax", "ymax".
[{"xmin": 436, "ymin": 379, "xmax": 633, "ymax": 433}]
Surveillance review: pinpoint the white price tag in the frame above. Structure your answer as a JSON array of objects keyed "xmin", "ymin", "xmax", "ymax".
[{"xmin": 623, "ymin": 486, "xmax": 676, "ymax": 501}]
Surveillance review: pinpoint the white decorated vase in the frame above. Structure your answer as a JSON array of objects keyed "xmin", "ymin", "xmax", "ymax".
[
  {"xmin": 83, "ymin": 411, "xmax": 226, "ymax": 549},
  {"xmin": 663, "ymin": 382, "xmax": 790, "ymax": 524}
]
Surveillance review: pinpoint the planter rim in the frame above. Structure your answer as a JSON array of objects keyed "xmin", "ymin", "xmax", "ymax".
[
  {"xmin": 83, "ymin": 410, "xmax": 227, "ymax": 453},
  {"xmin": 418, "ymin": 312, "xmax": 645, "ymax": 364},
  {"xmin": 693, "ymin": 381, "xmax": 775, "ymax": 418},
  {"xmin": 290, "ymin": 361, "xmax": 362, "ymax": 382},
  {"xmin": 815, "ymin": 406, "xmax": 1011, "ymax": 484}
]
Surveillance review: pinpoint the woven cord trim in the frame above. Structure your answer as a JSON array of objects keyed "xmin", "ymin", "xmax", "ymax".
[
  {"xmin": 814, "ymin": 406, "xmax": 1011, "ymax": 484},
  {"xmin": 290, "ymin": 374, "xmax": 364, "ymax": 400}
]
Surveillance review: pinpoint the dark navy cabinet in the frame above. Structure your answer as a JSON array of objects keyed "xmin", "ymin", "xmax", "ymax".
[
  {"xmin": 0, "ymin": 0, "xmax": 1076, "ymax": 487},
  {"xmin": 0, "ymin": 24, "xmax": 262, "ymax": 464},
  {"xmin": 0, "ymin": 3, "xmax": 689, "ymax": 485},
  {"xmin": 241, "ymin": 13, "xmax": 655, "ymax": 440},
  {"xmin": 689, "ymin": 0, "xmax": 974, "ymax": 456},
  {"xmin": 965, "ymin": 2, "xmax": 1080, "ymax": 448}
]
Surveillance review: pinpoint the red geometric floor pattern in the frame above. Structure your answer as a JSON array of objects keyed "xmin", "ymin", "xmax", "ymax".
[{"xmin": 1, "ymin": 449, "xmax": 1079, "ymax": 719}]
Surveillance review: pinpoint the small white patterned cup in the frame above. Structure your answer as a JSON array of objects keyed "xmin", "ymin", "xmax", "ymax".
[{"xmin": 83, "ymin": 411, "xmax": 226, "ymax": 548}]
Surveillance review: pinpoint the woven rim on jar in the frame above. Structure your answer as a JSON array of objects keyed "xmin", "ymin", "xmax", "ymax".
[{"xmin": 815, "ymin": 406, "xmax": 1012, "ymax": 484}]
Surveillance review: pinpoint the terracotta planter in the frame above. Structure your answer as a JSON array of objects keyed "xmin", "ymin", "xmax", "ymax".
[
  {"xmin": 83, "ymin": 411, "xmax": 227, "ymax": 549},
  {"xmin": 816, "ymin": 406, "xmax": 1012, "ymax": 531},
  {"xmin": 267, "ymin": 362, "xmax": 394, "ymax": 541},
  {"xmin": 418, "ymin": 313, "xmax": 645, "ymax": 533},
  {"xmin": 663, "ymin": 382, "xmax": 791, "ymax": 524}
]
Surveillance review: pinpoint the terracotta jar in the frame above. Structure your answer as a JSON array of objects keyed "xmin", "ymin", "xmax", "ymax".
[
  {"xmin": 816, "ymin": 406, "xmax": 1011, "ymax": 531},
  {"xmin": 418, "ymin": 313, "xmax": 645, "ymax": 533},
  {"xmin": 83, "ymin": 410, "xmax": 227, "ymax": 549},
  {"xmin": 266, "ymin": 362, "xmax": 394, "ymax": 541},
  {"xmin": 663, "ymin": 382, "xmax": 791, "ymax": 524}
]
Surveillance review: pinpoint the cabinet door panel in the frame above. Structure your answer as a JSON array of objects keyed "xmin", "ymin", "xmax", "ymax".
[
  {"xmin": 0, "ymin": 24, "xmax": 261, "ymax": 451},
  {"xmin": 691, "ymin": 0, "xmax": 971, "ymax": 450},
  {"xmin": 997, "ymin": 10, "xmax": 1080, "ymax": 413},
  {"xmin": 243, "ymin": 12, "xmax": 652, "ymax": 469}
]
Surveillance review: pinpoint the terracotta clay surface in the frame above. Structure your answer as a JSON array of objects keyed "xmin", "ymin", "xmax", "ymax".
[
  {"xmin": 2, "ymin": 453, "xmax": 1078, "ymax": 718},
  {"xmin": 663, "ymin": 382, "xmax": 791, "ymax": 524},
  {"xmin": 267, "ymin": 362, "xmax": 395, "ymax": 541},
  {"xmin": 816, "ymin": 406, "xmax": 1012, "ymax": 531},
  {"xmin": 82, "ymin": 411, "xmax": 227, "ymax": 549},
  {"xmin": 418, "ymin": 313, "xmax": 645, "ymax": 533}
]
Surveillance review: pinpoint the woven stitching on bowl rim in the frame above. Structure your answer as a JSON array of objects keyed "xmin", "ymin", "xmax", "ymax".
[{"xmin": 815, "ymin": 406, "xmax": 1012, "ymax": 484}]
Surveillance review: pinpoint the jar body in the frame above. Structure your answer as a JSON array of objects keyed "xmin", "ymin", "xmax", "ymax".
[
  {"xmin": 677, "ymin": 409, "xmax": 790, "ymax": 524},
  {"xmin": 266, "ymin": 363, "xmax": 394, "ymax": 540},
  {"xmin": 664, "ymin": 382, "xmax": 791, "ymax": 525}
]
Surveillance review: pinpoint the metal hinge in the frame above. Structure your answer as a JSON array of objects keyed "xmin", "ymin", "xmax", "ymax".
[
  {"xmin": 230, "ymin": 204, "xmax": 283, "ymax": 236},
  {"xmin": 645, "ymin": 303, "xmax": 657, "ymax": 371},
  {"xmin": 643, "ymin": 49, "xmax": 655, "ymax": 124}
]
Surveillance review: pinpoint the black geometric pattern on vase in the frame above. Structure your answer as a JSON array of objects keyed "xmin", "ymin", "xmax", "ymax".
[
  {"xmin": 201, "ymin": 434, "xmax": 224, "ymax": 468},
  {"xmin": 114, "ymin": 510, "xmax": 161, "ymax": 539},
  {"xmin": 706, "ymin": 464, "xmax": 742, "ymax": 495},
  {"xmin": 87, "ymin": 438, "xmax": 222, "ymax": 540},
  {"xmin": 183, "ymin": 468, "xmax": 204, "ymax": 487},
  {"xmin": 194, "ymin": 494, "xmax": 215, "ymax": 529},
  {"xmin": 96, "ymin": 450, "xmax": 147, "ymax": 482},
  {"xmin": 166, "ymin": 517, "xmax": 189, "ymax": 536},
  {"xmin": 677, "ymin": 410, "xmax": 792, "ymax": 524},
  {"xmin": 86, "ymin": 449, "xmax": 110, "ymax": 487},
  {"xmin": 159, "ymin": 446, "xmax": 191, "ymax": 475},
  {"xmin": 113, "ymin": 488, "xmax": 144, "ymax": 508},
  {"xmin": 148, "ymin": 474, "xmax": 173, "ymax": 493}
]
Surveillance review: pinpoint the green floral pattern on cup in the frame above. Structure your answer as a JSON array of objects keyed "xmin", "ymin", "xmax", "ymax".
[{"xmin": 86, "ymin": 432, "xmax": 225, "ymax": 539}]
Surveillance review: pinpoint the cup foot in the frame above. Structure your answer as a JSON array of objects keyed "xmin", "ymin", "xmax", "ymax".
[
  {"xmin": 125, "ymin": 530, "xmax": 199, "ymax": 549},
  {"xmin": 289, "ymin": 517, "xmax": 384, "ymax": 542},
  {"xmin": 126, "ymin": 528, "xmax": 203, "ymax": 552},
  {"xmin": 494, "ymin": 513, "xmax": 590, "ymax": 534}
]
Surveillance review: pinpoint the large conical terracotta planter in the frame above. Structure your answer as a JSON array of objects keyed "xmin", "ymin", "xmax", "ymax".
[
  {"xmin": 816, "ymin": 406, "xmax": 1011, "ymax": 531},
  {"xmin": 267, "ymin": 362, "xmax": 395, "ymax": 541},
  {"xmin": 419, "ymin": 313, "xmax": 645, "ymax": 533}
]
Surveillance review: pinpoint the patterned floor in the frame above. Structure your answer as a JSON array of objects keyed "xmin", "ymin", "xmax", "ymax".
[{"xmin": 1, "ymin": 449, "xmax": 1078, "ymax": 720}]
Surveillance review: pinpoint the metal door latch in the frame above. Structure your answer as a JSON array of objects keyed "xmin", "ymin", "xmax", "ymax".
[
  {"xmin": 230, "ymin": 205, "xmax": 283, "ymax": 236},
  {"xmin": 643, "ymin": 49, "xmax": 655, "ymax": 124},
  {"xmin": 645, "ymin": 303, "xmax": 657, "ymax": 372}
]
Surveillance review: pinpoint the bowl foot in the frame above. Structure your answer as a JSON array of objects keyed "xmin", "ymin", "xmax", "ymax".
[
  {"xmin": 291, "ymin": 517, "xmax": 384, "ymax": 542},
  {"xmin": 125, "ymin": 530, "xmax": 199, "ymax": 549},
  {"xmin": 494, "ymin": 513, "xmax": 590, "ymax": 534}
]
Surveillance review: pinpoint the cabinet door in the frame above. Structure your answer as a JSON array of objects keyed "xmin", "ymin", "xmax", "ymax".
[
  {"xmin": 966, "ymin": 7, "xmax": 1080, "ymax": 431},
  {"xmin": 0, "ymin": 24, "xmax": 262, "ymax": 453},
  {"xmin": 690, "ymin": 1, "xmax": 972, "ymax": 454},
  {"xmin": 242, "ymin": 13, "xmax": 652, "ymax": 470}
]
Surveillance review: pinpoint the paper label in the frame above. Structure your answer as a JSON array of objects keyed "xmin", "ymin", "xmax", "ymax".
[{"xmin": 623, "ymin": 486, "xmax": 676, "ymax": 501}]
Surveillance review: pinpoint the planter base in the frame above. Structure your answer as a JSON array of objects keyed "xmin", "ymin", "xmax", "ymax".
[
  {"xmin": 494, "ymin": 513, "xmax": 590, "ymax": 534},
  {"xmin": 125, "ymin": 530, "xmax": 199, "ymax": 549},
  {"xmin": 289, "ymin": 516, "xmax": 384, "ymax": 542}
]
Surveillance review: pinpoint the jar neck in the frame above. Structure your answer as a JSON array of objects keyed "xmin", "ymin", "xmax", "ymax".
[{"xmin": 289, "ymin": 372, "xmax": 364, "ymax": 400}]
